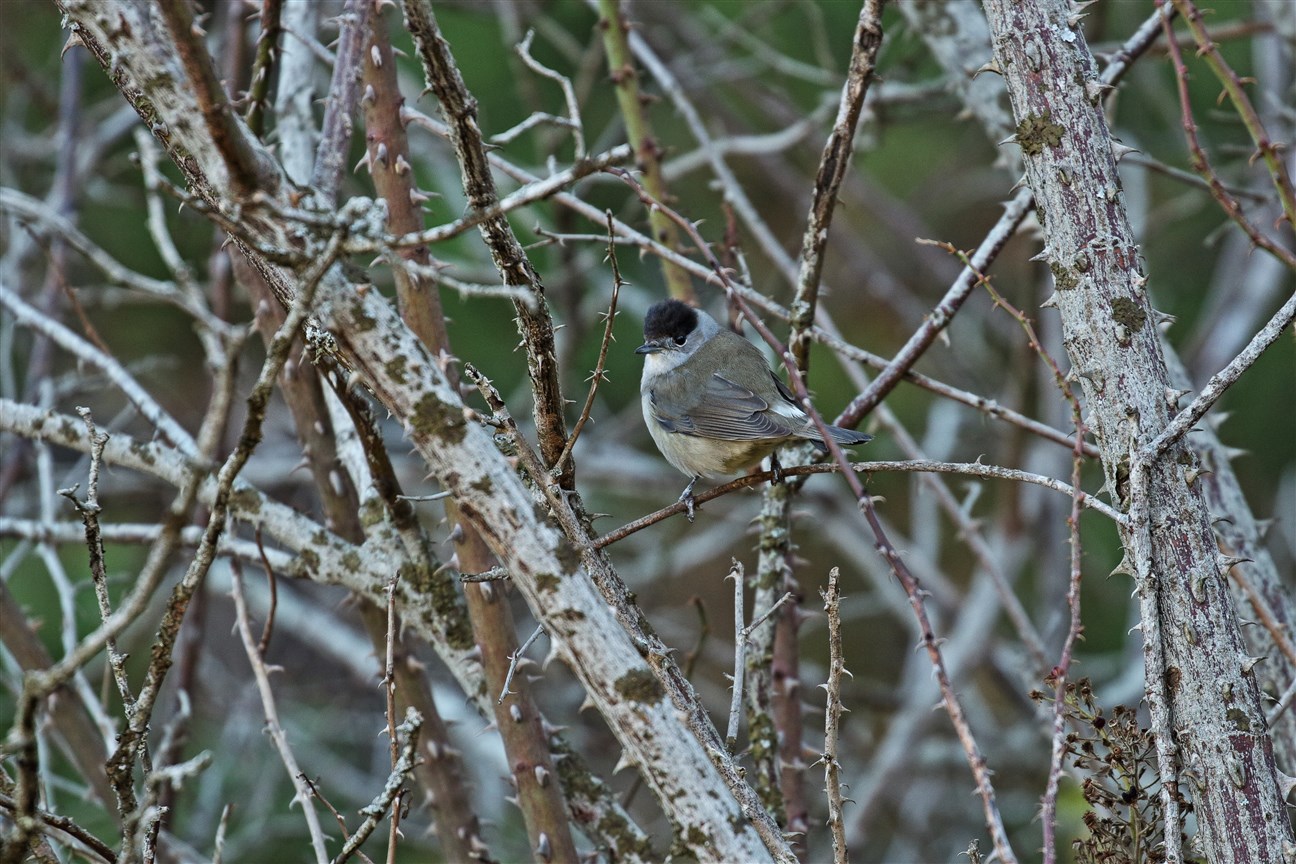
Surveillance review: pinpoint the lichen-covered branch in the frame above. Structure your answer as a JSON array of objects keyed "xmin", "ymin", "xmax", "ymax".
[{"xmin": 980, "ymin": 0, "xmax": 1295, "ymax": 858}]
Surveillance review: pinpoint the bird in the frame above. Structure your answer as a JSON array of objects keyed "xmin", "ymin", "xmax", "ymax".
[{"xmin": 636, "ymin": 299, "xmax": 871, "ymax": 520}]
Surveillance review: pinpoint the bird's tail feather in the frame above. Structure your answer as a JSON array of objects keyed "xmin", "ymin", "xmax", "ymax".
[{"xmin": 811, "ymin": 425, "xmax": 872, "ymax": 447}]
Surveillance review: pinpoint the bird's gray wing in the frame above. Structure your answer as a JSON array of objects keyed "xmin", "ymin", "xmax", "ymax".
[
  {"xmin": 650, "ymin": 372, "xmax": 807, "ymax": 441},
  {"xmin": 769, "ymin": 370, "xmax": 800, "ymax": 406}
]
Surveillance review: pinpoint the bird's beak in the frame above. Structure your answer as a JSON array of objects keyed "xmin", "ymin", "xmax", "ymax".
[{"xmin": 635, "ymin": 340, "xmax": 663, "ymax": 355}]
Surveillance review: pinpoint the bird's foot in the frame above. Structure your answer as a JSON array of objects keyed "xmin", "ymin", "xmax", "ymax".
[
  {"xmin": 678, "ymin": 477, "xmax": 700, "ymax": 523},
  {"xmin": 769, "ymin": 452, "xmax": 784, "ymax": 485}
]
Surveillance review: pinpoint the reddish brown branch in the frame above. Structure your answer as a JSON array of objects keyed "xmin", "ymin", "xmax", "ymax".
[
  {"xmin": 157, "ymin": 0, "xmax": 273, "ymax": 194},
  {"xmin": 1157, "ymin": 0, "xmax": 1296, "ymax": 270},
  {"xmin": 788, "ymin": 0, "xmax": 885, "ymax": 373}
]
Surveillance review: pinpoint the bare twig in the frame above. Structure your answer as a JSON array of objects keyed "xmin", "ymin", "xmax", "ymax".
[
  {"xmin": 1156, "ymin": 0, "xmax": 1296, "ymax": 271},
  {"xmin": 212, "ymin": 804, "xmax": 232, "ymax": 864},
  {"xmin": 1268, "ymin": 676, "xmax": 1296, "ymax": 727},
  {"xmin": 382, "ymin": 573, "xmax": 402, "ymax": 864},
  {"xmin": 1167, "ymin": 0, "xmax": 1296, "ymax": 230},
  {"xmin": 0, "ymin": 793, "xmax": 114, "ymax": 864},
  {"xmin": 377, "ymin": 129, "xmax": 631, "ymax": 251},
  {"xmin": 302, "ymin": 775, "xmax": 364, "ymax": 862},
  {"xmin": 728, "ymin": 583, "xmax": 797, "ymax": 749},
  {"xmin": 594, "ymin": 457, "xmax": 1123, "ymax": 547},
  {"xmin": 254, "ymin": 527, "xmax": 278, "ymax": 656},
  {"xmin": 788, "ymin": 0, "xmax": 885, "ymax": 373},
  {"xmin": 748, "ymin": 447, "xmax": 800, "ymax": 838},
  {"xmin": 1228, "ymin": 566, "xmax": 1296, "ymax": 670},
  {"xmin": 835, "ymin": 188, "xmax": 1033, "ymax": 427},
  {"xmin": 820, "ymin": 567, "xmax": 848, "ymax": 864},
  {"xmin": 331, "ymin": 709, "xmax": 423, "ymax": 864},
  {"xmin": 58, "ymin": 409, "xmax": 133, "ymax": 711},
  {"xmin": 495, "ymin": 29, "xmax": 585, "ymax": 158},
  {"xmin": 459, "ymin": 566, "xmax": 511, "ymax": 583},
  {"xmin": 554, "ymin": 212, "xmax": 622, "ymax": 472},
  {"xmin": 312, "ymin": 0, "xmax": 369, "ymax": 196},
  {"xmin": 1142, "ymin": 290, "xmax": 1296, "ymax": 460},
  {"xmin": 230, "ymin": 560, "xmax": 330, "ymax": 864},
  {"xmin": 744, "ymin": 595, "xmax": 797, "ymax": 653},
  {"xmin": 1043, "ymin": 402, "xmax": 1089, "ymax": 864},
  {"xmin": 0, "ymin": 285, "xmax": 199, "ymax": 457},
  {"xmin": 726, "ymin": 560, "xmax": 747, "ymax": 750},
  {"xmin": 499, "ymin": 625, "xmax": 547, "ymax": 704},
  {"xmin": 0, "ymin": 189, "xmax": 218, "ymax": 327}
]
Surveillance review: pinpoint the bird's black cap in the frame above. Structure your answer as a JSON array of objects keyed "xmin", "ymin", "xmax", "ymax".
[{"xmin": 643, "ymin": 299, "xmax": 698, "ymax": 342}]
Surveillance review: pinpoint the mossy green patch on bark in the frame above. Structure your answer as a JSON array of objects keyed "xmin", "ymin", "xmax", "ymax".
[
  {"xmin": 614, "ymin": 668, "xmax": 663, "ymax": 704},
  {"xmin": 1015, "ymin": 112, "xmax": 1065, "ymax": 155}
]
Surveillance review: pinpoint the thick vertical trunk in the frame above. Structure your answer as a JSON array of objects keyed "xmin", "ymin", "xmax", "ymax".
[{"xmin": 980, "ymin": 0, "xmax": 1294, "ymax": 860}]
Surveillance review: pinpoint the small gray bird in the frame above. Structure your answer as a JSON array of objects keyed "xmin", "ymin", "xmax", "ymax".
[{"xmin": 636, "ymin": 299, "xmax": 871, "ymax": 519}]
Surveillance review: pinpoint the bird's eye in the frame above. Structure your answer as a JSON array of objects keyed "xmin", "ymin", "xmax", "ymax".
[{"xmin": 673, "ymin": 336, "xmax": 686, "ymax": 346}]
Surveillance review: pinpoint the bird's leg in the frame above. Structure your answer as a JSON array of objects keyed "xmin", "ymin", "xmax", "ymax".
[
  {"xmin": 678, "ymin": 476, "xmax": 700, "ymax": 522},
  {"xmin": 769, "ymin": 451, "xmax": 784, "ymax": 485}
]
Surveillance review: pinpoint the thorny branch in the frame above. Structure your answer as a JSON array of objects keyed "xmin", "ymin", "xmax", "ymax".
[
  {"xmin": 593, "ymin": 457, "xmax": 1122, "ymax": 548},
  {"xmin": 819, "ymin": 568, "xmax": 848, "ymax": 864},
  {"xmin": 554, "ymin": 212, "xmax": 622, "ymax": 472},
  {"xmin": 6, "ymin": 1, "xmax": 1293, "ymax": 861},
  {"xmin": 230, "ymin": 560, "xmax": 330, "ymax": 864},
  {"xmin": 608, "ymin": 165, "xmax": 1019, "ymax": 862}
]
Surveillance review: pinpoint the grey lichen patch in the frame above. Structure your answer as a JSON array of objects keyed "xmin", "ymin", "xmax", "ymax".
[
  {"xmin": 228, "ymin": 486, "xmax": 263, "ymax": 514},
  {"xmin": 413, "ymin": 392, "xmax": 466, "ymax": 444},
  {"xmin": 407, "ymin": 561, "xmax": 475, "ymax": 650},
  {"xmin": 552, "ymin": 749, "xmax": 656, "ymax": 860},
  {"xmin": 614, "ymin": 668, "xmax": 664, "ymax": 704},
  {"xmin": 299, "ymin": 546, "xmax": 321, "ymax": 572},
  {"xmin": 1111, "ymin": 297, "xmax": 1146, "ymax": 334},
  {"xmin": 1014, "ymin": 112, "xmax": 1065, "ymax": 156},
  {"xmin": 1050, "ymin": 261, "xmax": 1080, "ymax": 291},
  {"xmin": 746, "ymin": 712, "xmax": 786, "ymax": 817},
  {"xmin": 359, "ymin": 498, "xmax": 387, "ymax": 528},
  {"xmin": 1226, "ymin": 706, "xmax": 1251, "ymax": 733},
  {"xmin": 349, "ymin": 297, "xmax": 379, "ymax": 332},
  {"xmin": 129, "ymin": 440, "xmax": 157, "ymax": 466},
  {"xmin": 555, "ymin": 538, "xmax": 581, "ymax": 574}
]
